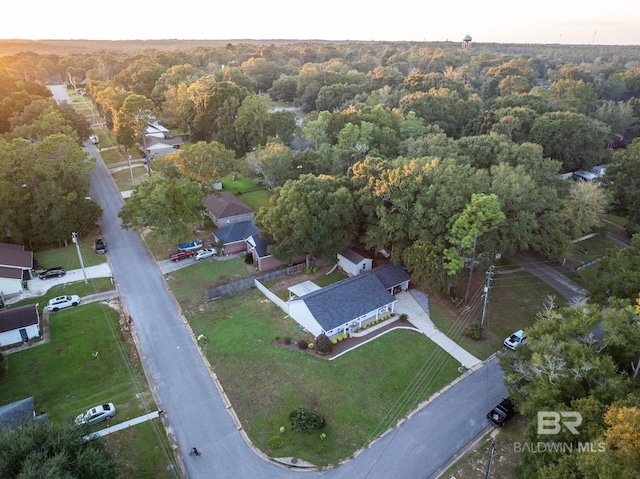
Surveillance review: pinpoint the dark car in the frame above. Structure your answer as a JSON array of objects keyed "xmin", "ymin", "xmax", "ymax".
[
  {"xmin": 170, "ymin": 250, "xmax": 195, "ymax": 262},
  {"xmin": 95, "ymin": 238, "xmax": 106, "ymax": 254},
  {"xmin": 487, "ymin": 397, "xmax": 518, "ymax": 427},
  {"xmin": 39, "ymin": 267, "xmax": 66, "ymax": 280}
]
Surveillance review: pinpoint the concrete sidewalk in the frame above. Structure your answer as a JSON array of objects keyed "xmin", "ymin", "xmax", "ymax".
[
  {"xmin": 395, "ymin": 291, "xmax": 481, "ymax": 369},
  {"xmin": 84, "ymin": 410, "xmax": 162, "ymax": 439}
]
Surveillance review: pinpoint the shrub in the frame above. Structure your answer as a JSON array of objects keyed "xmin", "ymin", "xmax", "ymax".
[
  {"xmin": 244, "ymin": 252, "xmax": 254, "ymax": 265},
  {"xmin": 315, "ymin": 334, "xmax": 333, "ymax": 355},
  {"xmin": 469, "ymin": 321, "xmax": 484, "ymax": 340},
  {"xmin": 399, "ymin": 313, "xmax": 408, "ymax": 321},
  {"xmin": 297, "ymin": 339, "xmax": 308, "ymax": 349},
  {"xmin": 290, "ymin": 406, "xmax": 325, "ymax": 433},
  {"xmin": 284, "ymin": 337, "xmax": 292, "ymax": 345},
  {"xmin": 267, "ymin": 434, "xmax": 284, "ymax": 449},
  {"xmin": 274, "ymin": 336, "xmax": 281, "ymax": 342},
  {"xmin": 308, "ymin": 343, "xmax": 314, "ymax": 349},
  {"xmin": 331, "ymin": 339, "xmax": 337, "ymax": 344}
]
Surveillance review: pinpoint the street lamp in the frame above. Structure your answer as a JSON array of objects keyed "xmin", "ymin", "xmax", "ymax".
[{"xmin": 71, "ymin": 232, "xmax": 88, "ymax": 284}]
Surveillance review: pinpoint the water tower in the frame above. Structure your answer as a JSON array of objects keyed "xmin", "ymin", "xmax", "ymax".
[{"xmin": 462, "ymin": 34, "xmax": 472, "ymax": 49}]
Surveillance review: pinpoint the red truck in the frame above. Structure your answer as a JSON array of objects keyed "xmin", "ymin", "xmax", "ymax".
[{"xmin": 170, "ymin": 250, "xmax": 195, "ymax": 262}]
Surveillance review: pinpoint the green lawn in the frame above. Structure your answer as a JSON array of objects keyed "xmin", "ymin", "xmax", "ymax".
[
  {"xmin": 219, "ymin": 174, "xmax": 271, "ymax": 211},
  {"xmin": 429, "ymin": 267, "xmax": 565, "ymax": 360},
  {"xmin": 35, "ymin": 230, "xmax": 108, "ymax": 270},
  {"xmin": 185, "ymin": 288, "xmax": 461, "ymax": 466},
  {"xmin": 168, "ymin": 257, "xmax": 256, "ymax": 310},
  {"xmin": 0, "ymin": 302, "xmax": 176, "ymax": 478},
  {"xmin": 112, "ymin": 165, "xmax": 149, "ymax": 191}
]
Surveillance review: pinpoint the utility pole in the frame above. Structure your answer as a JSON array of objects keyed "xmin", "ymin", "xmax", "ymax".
[
  {"xmin": 484, "ymin": 440, "xmax": 495, "ymax": 478},
  {"xmin": 72, "ymin": 232, "xmax": 88, "ymax": 284},
  {"xmin": 127, "ymin": 152, "xmax": 134, "ymax": 187},
  {"xmin": 481, "ymin": 265, "xmax": 494, "ymax": 326}
]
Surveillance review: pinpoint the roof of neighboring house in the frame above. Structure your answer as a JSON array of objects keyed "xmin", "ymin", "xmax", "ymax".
[
  {"xmin": 0, "ymin": 397, "xmax": 34, "ymax": 428},
  {"xmin": 290, "ymin": 264, "xmax": 409, "ymax": 332},
  {"xmin": 145, "ymin": 136, "xmax": 183, "ymax": 150},
  {"xmin": 0, "ymin": 267, "xmax": 22, "ymax": 280},
  {"xmin": 145, "ymin": 121, "xmax": 170, "ymax": 136},
  {"xmin": 203, "ymin": 192, "xmax": 254, "ymax": 221},
  {"xmin": 0, "ymin": 243, "xmax": 33, "ymax": 269},
  {"xmin": 339, "ymin": 247, "xmax": 368, "ymax": 264},
  {"xmin": 0, "ymin": 304, "xmax": 39, "ymax": 333},
  {"xmin": 246, "ymin": 234, "xmax": 273, "ymax": 259},
  {"xmin": 213, "ymin": 220, "xmax": 259, "ymax": 244}
]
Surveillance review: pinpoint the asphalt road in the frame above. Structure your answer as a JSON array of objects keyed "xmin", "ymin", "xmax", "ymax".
[{"xmin": 50, "ymin": 84, "xmax": 509, "ymax": 478}]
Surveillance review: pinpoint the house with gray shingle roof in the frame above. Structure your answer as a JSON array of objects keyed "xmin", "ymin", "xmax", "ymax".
[{"xmin": 287, "ymin": 264, "xmax": 410, "ymax": 337}]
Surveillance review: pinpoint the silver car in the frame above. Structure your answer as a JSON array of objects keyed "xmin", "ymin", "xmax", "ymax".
[
  {"xmin": 194, "ymin": 248, "xmax": 217, "ymax": 261},
  {"xmin": 75, "ymin": 403, "xmax": 116, "ymax": 425}
]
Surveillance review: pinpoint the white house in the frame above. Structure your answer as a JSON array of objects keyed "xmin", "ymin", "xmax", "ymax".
[
  {"xmin": 337, "ymin": 248, "xmax": 372, "ymax": 277},
  {"xmin": 287, "ymin": 264, "xmax": 410, "ymax": 338},
  {"xmin": 0, "ymin": 243, "xmax": 33, "ymax": 300},
  {"xmin": 0, "ymin": 304, "xmax": 40, "ymax": 347}
]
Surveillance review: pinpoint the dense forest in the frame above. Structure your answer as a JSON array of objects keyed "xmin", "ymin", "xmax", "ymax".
[{"xmin": 1, "ymin": 39, "xmax": 640, "ymax": 478}]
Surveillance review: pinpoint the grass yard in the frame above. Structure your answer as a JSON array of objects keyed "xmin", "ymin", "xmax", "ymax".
[
  {"xmin": 219, "ymin": 173, "xmax": 271, "ymax": 212},
  {"xmin": 0, "ymin": 302, "xmax": 176, "ymax": 478},
  {"xmin": 429, "ymin": 266, "xmax": 564, "ymax": 360},
  {"xmin": 112, "ymin": 165, "xmax": 149, "ymax": 191},
  {"xmin": 185, "ymin": 288, "xmax": 462, "ymax": 466},
  {"xmin": 34, "ymin": 229, "xmax": 108, "ymax": 270},
  {"xmin": 100, "ymin": 147, "xmax": 137, "ymax": 166},
  {"xmin": 167, "ymin": 257, "xmax": 257, "ymax": 310}
]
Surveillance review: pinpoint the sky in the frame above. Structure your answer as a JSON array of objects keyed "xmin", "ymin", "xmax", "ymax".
[{"xmin": 4, "ymin": 0, "xmax": 640, "ymax": 45}]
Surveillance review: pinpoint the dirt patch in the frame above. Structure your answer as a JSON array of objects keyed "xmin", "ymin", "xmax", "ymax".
[{"xmin": 268, "ymin": 265, "xmax": 334, "ymax": 292}]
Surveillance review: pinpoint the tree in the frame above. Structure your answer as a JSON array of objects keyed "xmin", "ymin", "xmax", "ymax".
[
  {"xmin": 0, "ymin": 135, "xmax": 101, "ymax": 246},
  {"xmin": 604, "ymin": 138, "xmax": 640, "ymax": 234},
  {"xmin": 0, "ymin": 419, "xmax": 118, "ymax": 479},
  {"xmin": 559, "ymin": 181, "xmax": 609, "ymax": 241},
  {"xmin": 530, "ymin": 111, "xmax": 610, "ymax": 172},
  {"xmin": 591, "ymin": 234, "xmax": 640, "ymax": 304},
  {"xmin": 443, "ymin": 193, "xmax": 505, "ymax": 304},
  {"xmin": 256, "ymin": 174, "xmax": 357, "ymax": 267},
  {"xmin": 246, "ymin": 142, "xmax": 296, "ymax": 190},
  {"xmin": 234, "ymin": 94, "xmax": 273, "ymax": 151},
  {"xmin": 118, "ymin": 175, "xmax": 203, "ymax": 244},
  {"xmin": 168, "ymin": 141, "xmax": 234, "ymax": 191},
  {"xmin": 114, "ymin": 94, "xmax": 155, "ymax": 151}
]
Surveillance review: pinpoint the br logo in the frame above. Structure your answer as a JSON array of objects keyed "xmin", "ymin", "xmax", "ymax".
[{"xmin": 537, "ymin": 411, "xmax": 582, "ymax": 435}]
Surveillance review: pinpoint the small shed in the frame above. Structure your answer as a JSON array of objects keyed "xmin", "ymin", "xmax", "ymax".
[
  {"xmin": 337, "ymin": 248, "xmax": 372, "ymax": 277},
  {"xmin": 0, "ymin": 304, "xmax": 40, "ymax": 347}
]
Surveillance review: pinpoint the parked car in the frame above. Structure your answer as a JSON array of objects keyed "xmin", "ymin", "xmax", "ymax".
[
  {"xmin": 44, "ymin": 295, "xmax": 80, "ymax": 311},
  {"xmin": 75, "ymin": 403, "xmax": 116, "ymax": 426},
  {"xmin": 170, "ymin": 250, "xmax": 195, "ymax": 262},
  {"xmin": 38, "ymin": 267, "xmax": 66, "ymax": 280},
  {"xmin": 194, "ymin": 248, "xmax": 217, "ymax": 261},
  {"xmin": 95, "ymin": 238, "xmax": 106, "ymax": 254},
  {"xmin": 504, "ymin": 329, "xmax": 527, "ymax": 350},
  {"xmin": 89, "ymin": 134, "xmax": 99, "ymax": 144},
  {"xmin": 487, "ymin": 397, "xmax": 518, "ymax": 427}
]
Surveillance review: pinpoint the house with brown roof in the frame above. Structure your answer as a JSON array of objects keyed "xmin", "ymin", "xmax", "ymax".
[
  {"xmin": 203, "ymin": 192, "xmax": 255, "ymax": 228},
  {"xmin": 0, "ymin": 243, "xmax": 33, "ymax": 300},
  {"xmin": 0, "ymin": 303, "xmax": 40, "ymax": 347}
]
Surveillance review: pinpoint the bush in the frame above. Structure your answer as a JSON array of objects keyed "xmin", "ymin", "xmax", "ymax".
[
  {"xmin": 297, "ymin": 339, "xmax": 308, "ymax": 349},
  {"xmin": 244, "ymin": 252, "xmax": 254, "ymax": 265},
  {"xmin": 308, "ymin": 343, "xmax": 314, "ymax": 349},
  {"xmin": 315, "ymin": 334, "xmax": 333, "ymax": 355},
  {"xmin": 284, "ymin": 337, "xmax": 292, "ymax": 345},
  {"xmin": 274, "ymin": 336, "xmax": 281, "ymax": 342},
  {"xmin": 469, "ymin": 321, "xmax": 484, "ymax": 340},
  {"xmin": 290, "ymin": 406, "xmax": 325, "ymax": 433},
  {"xmin": 267, "ymin": 434, "xmax": 284, "ymax": 449},
  {"xmin": 399, "ymin": 313, "xmax": 408, "ymax": 321}
]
